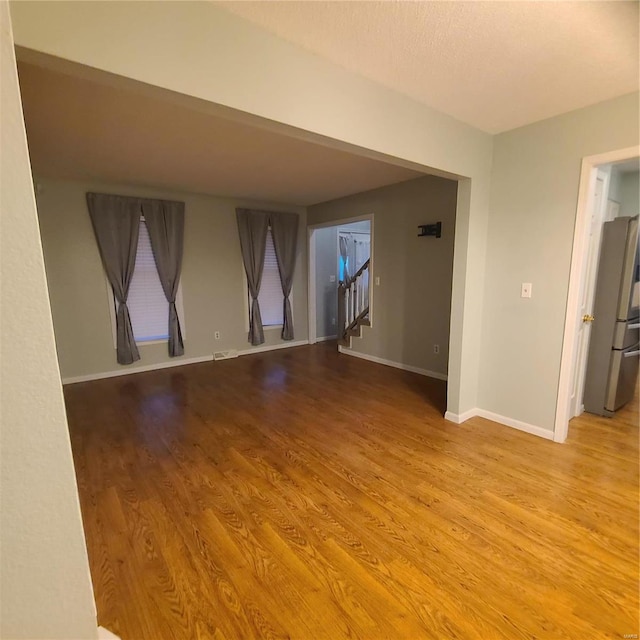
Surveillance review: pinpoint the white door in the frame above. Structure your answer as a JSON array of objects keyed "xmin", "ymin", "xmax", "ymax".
[{"xmin": 570, "ymin": 169, "xmax": 609, "ymax": 417}]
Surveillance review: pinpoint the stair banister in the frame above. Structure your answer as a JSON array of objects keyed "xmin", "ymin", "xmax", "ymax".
[{"xmin": 338, "ymin": 259, "xmax": 371, "ymax": 346}]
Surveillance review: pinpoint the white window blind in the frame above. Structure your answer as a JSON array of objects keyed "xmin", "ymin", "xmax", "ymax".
[
  {"xmin": 258, "ymin": 229, "xmax": 284, "ymax": 326},
  {"xmin": 126, "ymin": 221, "xmax": 169, "ymax": 342}
]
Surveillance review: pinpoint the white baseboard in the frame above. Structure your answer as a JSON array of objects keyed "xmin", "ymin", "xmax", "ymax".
[
  {"xmin": 445, "ymin": 407, "xmax": 554, "ymax": 440},
  {"xmin": 316, "ymin": 335, "xmax": 338, "ymax": 342},
  {"xmin": 238, "ymin": 339, "xmax": 309, "ymax": 356},
  {"xmin": 98, "ymin": 627, "xmax": 121, "ymax": 640},
  {"xmin": 444, "ymin": 409, "xmax": 476, "ymax": 424},
  {"xmin": 62, "ymin": 341, "xmax": 311, "ymax": 385},
  {"xmin": 474, "ymin": 408, "xmax": 554, "ymax": 440},
  {"xmin": 62, "ymin": 355, "xmax": 214, "ymax": 384},
  {"xmin": 337, "ymin": 346, "xmax": 447, "ymax": 381}
]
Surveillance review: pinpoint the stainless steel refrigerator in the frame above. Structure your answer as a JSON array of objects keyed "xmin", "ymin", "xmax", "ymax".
[{"xmin": 584, "ymin": 216, "xmax": 639, "ymax": 416}]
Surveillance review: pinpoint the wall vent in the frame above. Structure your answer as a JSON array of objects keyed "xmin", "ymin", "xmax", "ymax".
[{"xmin": 214, "ymin": 350, "xmax": 238, "ymax": 361}]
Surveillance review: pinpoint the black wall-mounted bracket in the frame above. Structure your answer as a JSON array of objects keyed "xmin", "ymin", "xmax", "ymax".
[{"xmin": 418, "ymin": 222, "xmax": 442, "ymax": 238}]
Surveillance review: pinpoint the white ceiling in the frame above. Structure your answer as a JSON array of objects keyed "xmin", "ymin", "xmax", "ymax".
[
  {"xmin": 17, "ymin": 62, "xmax": 423, "ymax": 206},
  {"xmin": 218, "ymin": 1, "xmax": 639, "ymax": 134}
]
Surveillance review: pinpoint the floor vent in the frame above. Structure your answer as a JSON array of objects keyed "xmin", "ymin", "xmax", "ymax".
[{"xmin": 214, "ymin": 350, "xmax": 238, "ymax": 361}]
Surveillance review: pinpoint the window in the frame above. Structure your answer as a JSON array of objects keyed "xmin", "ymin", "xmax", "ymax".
[
  {"xmin": 107, "ymin": 219, "xmax": 185, "ymax": 345},
  {"xmin": 257, "ymin": 229, "xmax": 285, "ymax": 326}
]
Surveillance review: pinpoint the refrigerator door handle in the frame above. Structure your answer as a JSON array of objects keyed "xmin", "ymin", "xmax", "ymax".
[{"xmin": 623, "ymin": 350, "xmax": 640, "ymax": 358}]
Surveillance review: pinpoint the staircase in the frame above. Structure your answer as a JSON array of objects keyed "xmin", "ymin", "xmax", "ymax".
[{"xmin": 338, "ymin": 259, "xmax": 370, "ymax": 347}]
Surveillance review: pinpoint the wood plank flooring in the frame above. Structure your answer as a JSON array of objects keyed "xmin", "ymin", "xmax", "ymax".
[{"xmin": 64, "ymin": 344, "xmax": 639, "ymax": 640}]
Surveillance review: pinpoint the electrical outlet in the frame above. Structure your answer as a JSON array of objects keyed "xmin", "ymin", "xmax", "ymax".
[
  {"xmin": 331, "ymin": 317, "xmax": 336, "ymax": 326},
  {"xmin": 214, "ymin": 331, "xmax": 221, "ymax": 340},
  {"xmin": 329, "ymin": 275, "xmax": 336, "ymax": 283},
  {"xmin": 521, "ymin": 282, "xmax": 532, "ymax": 298},
  {"xmin": 433, "ymin": 344, "xmax": 440, "ymax": 354}
]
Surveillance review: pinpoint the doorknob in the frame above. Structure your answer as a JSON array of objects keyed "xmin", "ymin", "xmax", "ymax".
[{"xmin": 582, "ymin": 314, "xmax": 595, "ymax": 323}]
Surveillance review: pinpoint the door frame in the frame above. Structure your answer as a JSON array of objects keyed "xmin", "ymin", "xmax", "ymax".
[
  {"xmin": 307, "ymin": 213, "xmax": 374, "ymax": 344},
  {"xmin": 554, "ymin": 145, "xmax": 639, "ymax": 443}
]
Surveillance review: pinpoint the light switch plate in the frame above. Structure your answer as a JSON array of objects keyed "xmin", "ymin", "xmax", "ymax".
[
  {"xmin": 329, "ymin": 275, "xmax": 336, "ymax": 283},
  {"xmin": 375, "ymin": 276, "xmax": 380, "ymax": 286},
  {"xmin": 521, "ymin": 282, "xmax": 532, "ymax": 298}
]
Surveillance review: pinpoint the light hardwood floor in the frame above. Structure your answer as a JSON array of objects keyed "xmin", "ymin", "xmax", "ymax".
[{"xmin": 65, "ymin": 344, "xmax": 639, "ymax": 640}]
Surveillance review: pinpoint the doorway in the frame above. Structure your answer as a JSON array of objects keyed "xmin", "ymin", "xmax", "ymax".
[
  {"xmin": 555, "ymin": 146, "xmax": 640, "ymax": 442},
  {"xmin": 308, "ymin": 215, "xmax": 374, "ymax": 345}
]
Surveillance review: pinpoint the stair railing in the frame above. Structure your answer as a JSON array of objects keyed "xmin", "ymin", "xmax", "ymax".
[{"xmin": 338, "ymin": 259, "xmax": 370, "ymax": 343}]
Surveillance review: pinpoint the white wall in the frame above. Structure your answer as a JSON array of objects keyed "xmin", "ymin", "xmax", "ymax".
[
  {"xmin": 480, "ymin": 93, "xmax": 640, "ymax": 433},
  {"xmin": 10, "ymin": 0, "xmax": 494, "ymax": 418},
  {"xmin": 36, "ymin": 178, "xmax": 308, "ymax": 381},
  {"xmin": 309, "ymin": 176, "xmax": 457, "ymax": 377},
  {"xmin": 314, "ymin": 226, "xmax": 338, "ymax": 339},
  {"xmin": 0, "ymin": 3, "xmax": 97, "ymax": 637}
]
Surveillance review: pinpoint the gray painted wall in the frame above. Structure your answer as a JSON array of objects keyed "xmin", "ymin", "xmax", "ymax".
[
  {"xmin": 309, "ymin": 176, "xmax": 457, "ymax": 377},
  {"xmin": 619, "ymin": 171, "xmax": 639, "ymax": 217},
  {"xmin": 36, "ymin": 178, "xmax": 308, "ymax": 380},
  {"xmin": 315, "ymin": 226, "xmax": 338, "ymax": 339},
  {"xmin": 480, "ymin": 93, "xmax": 639, "ymax": 433}
]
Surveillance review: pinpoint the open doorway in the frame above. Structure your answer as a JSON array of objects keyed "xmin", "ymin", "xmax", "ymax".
[
  {"xmin": 308, "ymin": 216, "xmax": 373, "ymax": 346},
  {"xmin": 556, "ymin": 148, "xmax": 640, "ymax": 442}
]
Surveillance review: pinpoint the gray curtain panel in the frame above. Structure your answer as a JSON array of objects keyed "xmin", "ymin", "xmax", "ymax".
[
  {"xmin": 141, "ymin": 199, "xmax": 185, "ymax": 357},
  {"xmin": 270, "ymin": 212, "xmax": 299, "ymax": 340},
  {"xmin": 236, "ymin": 208, "xmax": 269, "ymax": 345},
  {"xmin": 87, "ymin": 193, "xmax": 141, "ymax": 365}
]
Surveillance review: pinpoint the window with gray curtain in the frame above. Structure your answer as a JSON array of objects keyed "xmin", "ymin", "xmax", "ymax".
[
  {"xmin": 88, "ymin": 192, "xmax": 186, "ymax": 363},
  {"xmin": 236, "ymin": 209, "xmax": 299, "ymax": 344}
]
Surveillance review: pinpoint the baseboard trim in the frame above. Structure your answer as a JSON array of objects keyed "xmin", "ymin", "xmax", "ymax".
[
  {"xmin": 337, "ymin": 346, "xmax": 447, "ymax": 381},
  {"xmin": 316, "ymin": 335, "xmax": 338, "ymax": 342},
  {"xmin": 237, "ymin": 339, "xmax": 309, "ymax": 356},
  {"xmin": 445, "ymin": 407, "xmax": 553, "ymax": 440},
  {"xmin": 474, "ymin": 408, "xmax": 554, "ymax": 440},
  {"xmin": 63, "ymin": 341, "xmax": 311, "ymax": 384},
  {"xmin": 444, "ymin": 409, "xmax": 476, "ymax": 424},
  {"xmin": 62, "ymin": 355, "xmax": 214, "ymax": 384}
]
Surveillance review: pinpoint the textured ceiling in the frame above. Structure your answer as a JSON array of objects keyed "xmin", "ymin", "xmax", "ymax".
[
  {"xmin": 17, "ymin": 62, "xmax": 423, "ymax": 206},
  {"xmin": 218, "ymin": 1, "xmax": 639, "ymax": 134}
]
